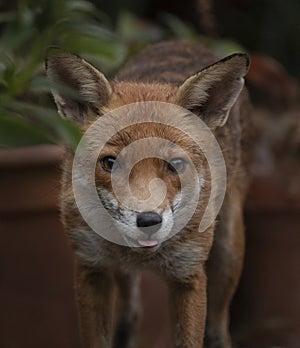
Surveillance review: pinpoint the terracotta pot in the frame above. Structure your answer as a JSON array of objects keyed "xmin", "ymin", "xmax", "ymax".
[
  {"xmin": 231, "ymin": 174, "xmax": 300, "ymax": 348},
  {"xmin": 0, "ymin": 145, "xmax": 80, "ymax": 348}
]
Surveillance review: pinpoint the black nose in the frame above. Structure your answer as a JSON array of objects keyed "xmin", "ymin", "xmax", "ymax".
[{"xmin": 136, "ymin": 211, "xmax": 162, "ymax": 233}]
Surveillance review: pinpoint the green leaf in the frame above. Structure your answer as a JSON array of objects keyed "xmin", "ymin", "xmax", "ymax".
[
  {"xmin": 10, "ymin": 102, "xmax": 83, "ymax": 149},
  {"xmin": 210, "ymin": 39, "xmax": 247, "ymax": 57},
  {"xmin": 116, "ymin": 12, "xmax": 164, "ymax": 42},
  {"xmin": 0, "ymin": 115, "xmax": 54, "ymax": 148},
  {"xmin": 0, "ymin": 11, "xmax": 16, "ymax": 24},
  {"xmin": 0, "ymin": 100, "xmax": 82, "ymax": 149},
  {"xmin": 62, "ymin": 31, "xmax": 127, "ymax": 72},
  {"xmin": 162, "ymin": 13, "xmax": 198, "ymax": 40}
]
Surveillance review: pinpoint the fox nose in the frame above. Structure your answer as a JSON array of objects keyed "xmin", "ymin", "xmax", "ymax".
[{"xmin": 136, "ymin": 211, "xmax": 162, "ymax": 234}]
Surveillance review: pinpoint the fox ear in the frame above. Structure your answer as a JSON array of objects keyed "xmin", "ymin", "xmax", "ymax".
[
  {"xmin": 176, "ymin": 53, "xmax": 249, "ymax": 129},
  {"xmin": 45, "ymin": 48, "xmax": 112, "ymax": 123}
]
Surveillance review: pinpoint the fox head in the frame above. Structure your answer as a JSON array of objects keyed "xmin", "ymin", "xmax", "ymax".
[{"xmin": 46, "ymin": 46, "xmax": 249, "ymax": 250}]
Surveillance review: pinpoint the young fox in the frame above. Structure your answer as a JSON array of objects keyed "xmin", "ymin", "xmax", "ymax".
[{"xmin": 46, "ymin": 41, "xmax": 253, "ymax": 348}]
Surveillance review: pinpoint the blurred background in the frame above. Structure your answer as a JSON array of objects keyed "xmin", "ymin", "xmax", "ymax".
[{"xmin": 0, "ymin": 0, "xmax": 299, "ymax": 347}]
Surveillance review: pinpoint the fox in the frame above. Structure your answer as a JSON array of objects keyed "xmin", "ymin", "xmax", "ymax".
[{"xmin": 46, "ymin": 40, "xmax": 253, "ymax": 348}]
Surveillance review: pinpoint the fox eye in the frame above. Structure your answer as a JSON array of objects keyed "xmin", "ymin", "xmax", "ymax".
[
  {"xmin": 100, "ymin": 156, "xmax": 116, "ymax": 173},
  {"xmin": 166, "ymin": 157, "xmax": 187, "ymax": 174}
]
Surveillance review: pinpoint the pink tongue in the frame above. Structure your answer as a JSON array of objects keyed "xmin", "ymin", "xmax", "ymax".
[{"xmin": 138, "ymin": 240, "xmax": 158, "ymax": 247}]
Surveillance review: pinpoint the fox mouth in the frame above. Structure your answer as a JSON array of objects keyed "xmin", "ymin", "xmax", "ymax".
[
  {"xmin": 137, "ymin": 239, "xmax": 159, "ymax": 248},
  {"xmin": 124, "ymin": 235, "xmax": 161, "ymax": 250}
]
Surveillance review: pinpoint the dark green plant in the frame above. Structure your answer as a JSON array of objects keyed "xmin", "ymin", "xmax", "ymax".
[
  {"xmin": 0, "ymin": 0, "xmax": 244, "ymax": 149},
  {"xmin": 0, "ymin": 0, "xmax": 128, "ymax": 149}
]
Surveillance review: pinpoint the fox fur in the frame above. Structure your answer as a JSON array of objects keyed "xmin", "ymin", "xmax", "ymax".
[{"xmin": 46, "ymin": 41, "xmax": 253, "ymax": 348}]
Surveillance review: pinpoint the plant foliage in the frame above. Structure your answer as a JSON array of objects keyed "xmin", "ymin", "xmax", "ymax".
[{"xmin": 0, "ymin": 0, "xmax": 244, "ymax": 149}]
